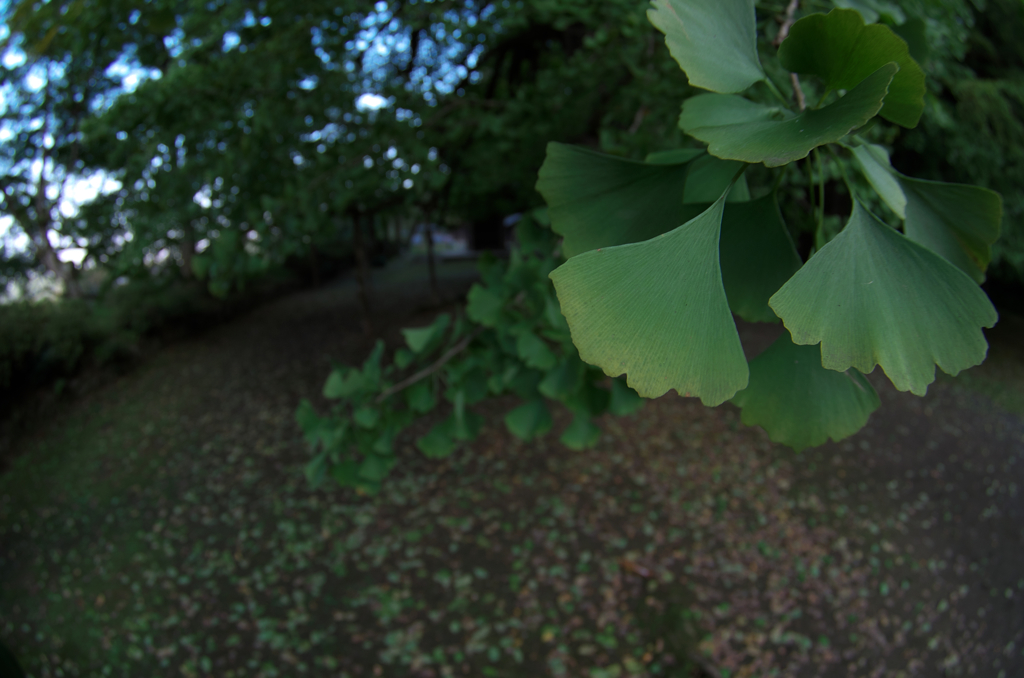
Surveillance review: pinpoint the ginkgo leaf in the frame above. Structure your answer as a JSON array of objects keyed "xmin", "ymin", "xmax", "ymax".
[
  {"xmin": 505, "ymin": 400, "xmax": 553, "ymax": 441},
  {"xmin": 466, "ymin": 284, "xmax": 504, "ymax": 326},
  {"xmin": 608, "ymin": 378, "xmax": 644, "ymax": 416},
  {"xmin": 647, "ymin": 0, "xmax": 764, "ymax": 94},
  {"xmin": 683, "ymin": 155, "xmax": 750, "ymax": 204},
  {"xmin": 680, "ymin": 64, "xmax": 897, "ymax": 167},
  {"xmin": 719, "ymin": 194, "xmax": 803, "ymax": 323},
  {"xmin": 850, "ymin": 144, "xmax": 906, "ymax": 218},
  {"xmin": 646, "ymin": 148, "xmax": 705, "ymax": 165},
  {"xmin": 536, "ymin": 142, "xmax": 694, "ymax": 257},
  {"xmin": 778, "ymin": 9, "xmax": 924, "ymax": 127},
  {"xmin": 769, "ymin": 202, "xmax": 998, "ymax": 395},
  {"xmin": 402, "ymin": 313, "xmax": 450, "ymax": 354},
  {"xmin": 550, "ymin": 195, "xmax": 748, "ymax": 406},
  {"xmin": 731, "ymin": 334, "xmax": 880, "ymax": 451},
  {"xmin": 560, "ymin": 415, "xmax": 601, "ymax": 450},
  {"xmin": 899, "ymin": 175, "xmax": 1003, "ymax": 284}
]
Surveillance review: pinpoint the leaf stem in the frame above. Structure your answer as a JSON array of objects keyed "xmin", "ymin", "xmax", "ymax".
[
  {"xmin": 828, "ymin": 145, "xmax": 855, "ymax": 200},
  {"xmin": 375, "ymin": 328, "xmax": 484, "ymax": 404},
  {"xmin": 815, "ymin": 147, "xmax": 826, "ymax": 230},
  {"xmin": 763, "ymin": 76, "xmax": 790, "ymax": 107}
]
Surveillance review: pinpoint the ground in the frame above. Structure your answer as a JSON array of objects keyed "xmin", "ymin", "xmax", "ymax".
[{"xmin": 0, "ymin": 257, "xmax": 1022, "ymax": 678}]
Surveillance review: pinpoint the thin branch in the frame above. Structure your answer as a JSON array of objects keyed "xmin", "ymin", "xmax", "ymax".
[
  {"xmin": 375, "ymin": 328, "xmax": 484, "ymax": 404},
  {"xmin": 774, "ymin": 0, "xmax": 806, "ymax": 110},
  {"xmin": 791, "ymin": 72, "xmax": 807, "ymax": 111},
  {"xmin": 774, "ymin": 0, "xmax": 800, "ymax": 47}
]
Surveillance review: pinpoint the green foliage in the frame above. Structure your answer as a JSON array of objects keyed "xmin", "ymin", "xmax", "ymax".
[
  {"xmin": 0, "ymin": 276, "xmax": 223, "ymax": 406},
  {"xmin": 550, "ymin": 194, "xmax": 748, "ymax": 406},
  {"xmin": 298, "ymin": 215, "xmax": 643, "ymax": 493},
  {"xmin": 298, "ymin": 0, "xmax": 1009, "ymax": 490},
  {"xmin": 778, "ymin": 8, "xmax": 926, "ymax": 127},
  {"xmin": 540, "ymin": 1, "xmax": 1001, "ymax": 450},
  {"xmin": 679, "ymin": 65, "xmax": 896, "ymax": 167},
  {"xmin": 731, "ymin": 335, "xmax": 880, "ymax": 451}
]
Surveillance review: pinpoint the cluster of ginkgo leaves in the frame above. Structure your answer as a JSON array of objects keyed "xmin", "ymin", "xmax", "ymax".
[
  {"xmin": 298, "ymin": 214, "xmax": 643, "ymax": 494},
  {"xmin": 300, "ymin": 0, "xmax": 1002, "ymax": 491}
]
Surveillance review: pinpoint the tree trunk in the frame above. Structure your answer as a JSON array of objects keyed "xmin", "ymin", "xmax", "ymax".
[
  {"xmin": 34, "ymin": 226, "xmax": 81, "ymax": 298},
  {"xmin": 180, "ymin": 223, "xmax": 196, "ymax": 280},
  {"xmin": 352, "ymin": 212, "xmax": 374, "ymax": 336}
]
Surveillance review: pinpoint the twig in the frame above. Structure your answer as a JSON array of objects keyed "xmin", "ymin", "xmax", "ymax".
[
  {"xmin": 774, "ymin": 1, "xmax": 807, "ymax": 111},
  {"xmin": 375, "ymin": 328, "xmax": 484, "ymax": 404},
  {"xmin": 791, "ymin": 73, "xmax": 807, "ymax": 111},
  {"xmin": 774, "ymin": 0, "xmax": 800, "ymax": 47}
]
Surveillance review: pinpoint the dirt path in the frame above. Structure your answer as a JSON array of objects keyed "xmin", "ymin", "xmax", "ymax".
[{"xmin": 1, "ymin": 258, "xmax": 1021, "ymax": 678}]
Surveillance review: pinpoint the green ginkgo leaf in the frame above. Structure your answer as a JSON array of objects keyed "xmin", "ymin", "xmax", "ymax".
[
  {"xmin": 769, "ymin": 202, "xmax": 998, "ymax": 395},
  {"xmin": 539, "ymin": 355, "xmax": 585, "ymax": 400},
  {"xmin": 466, "ymin": 284, "xmax": 504, "ymax": 327},
  {"xmin": 778, "ymin": 9, "xmax": 925, "ymax": 127},
  {"xmin": 680, "ymin": 64, "xmax": 896, "ymax": 167},
  {"xmin": 560, "ymin": 415, "xmax": 601, "ymax": 451},
  {"xmin": 683, "ymin": 155, "xmax": 750, "ymax": 204},
  {"xmin": 647, "ymin": 0, "xmax": 764, "ymax": 94},
  {"xmin": 646, "ymin": 148, "xmax": 705, "ymax": 165},
  {"xmin": 550, "ymin": 195, "xmax": 748, "ymax": 406},
  {"xmin": 505, "ymin": 399, "xmax": 553, "ymax": 441},
  {"xmin": 516, "ymin": 331, "xmax": 558, "ymax": 371},
  {"xmin": 417, "ymin": 419, "xmax": 456, "ymax": 459},
  {"xmin": 406, "ymin": 380, "xmax": 435, "ymax": 414},
  {"xmin": 402, "ymin": 313, "xmax": 451, "ymax": 354},
  {"xmin": 899, "ymin": 175, "xmax": 1003, "ymax": 284},
  {"xmin": 850, "ymin": 144, "xmax": 906, "ymax": 218},
  {"xmin": 608, "ymin": 378, "xmax": 644, "ymax": 416},
  {"xmin": 719, "ymin": 194, "xmax": 803, "ymax": 323},
  {"xmin": 536, "ymin": 143, "xmax": 695, "ymax": 257},
  {"xmin": 731, "ymin": 334, "xmax": 880, "ymax": 451}
]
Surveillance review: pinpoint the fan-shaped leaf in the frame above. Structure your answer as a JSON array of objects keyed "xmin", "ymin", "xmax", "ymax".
[
  {"xmin": 647, "ymin": 0, "xmax": 764, "ymax": 94},
  {"xmin": 683, "ymin": 155, "xmax": 750, "ymax": 204},
  {"xmin": 769, "ymin": 202, "xmax": 998, "ymax": 395},
  {"xmin": 850, "ymin": 144, "xmax": 906, "ymax": 218},
  {"xmin": 516, "ymin": 331, "xmax": 558, "ymax": 371},
  {"xmin": 680, "ymin": 64, "xmax": 897, "ymax": 167},
  {"xmin": 539, "ymin": 355, "xmax": 585, "ymax": 400},
  {"xmin": 608, "ymin": 378, "xmax": 644, "ymax": 416},
  {"xmin": 402, "ymin": 313, "xmax": 451, "ymax": 354},
  {"xmin": 732, "ymin": 334, "xmax": 880, "ymax": 451},
  {"xmin": 560, "ymin": 415, "xmax": 601, "ymax": 450},
  {"xmin": 466, "ymin": 285, "xmax": 504, "ymax": 327},
  {"xmin": 417, "ymin": 419, "xmax": 456, "ymax": 459},
  {"xmin": 899, "ymin": 176, "xmax": 1003, "ymax": 284},
  {"xmin": 550, "ymin": 195, "xmax": 748, "ymax": 406},
  {"xmin": 536, "ymin": 143, "xmax": 695, "ymax": 257},
  {"xmin": 778, "ymin": 9, "xmax": 924, "ymax": 127},
  {"xmin": 505, "ymin": 400, "xmax": 553, "ymax": 441},
  {"xmin": 646, "ymin": 148, "xmax": 705, "ymax": 165},
  {"xmin": 719, "ymin": 194, "xmax": 803, "ymax": 323}
]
